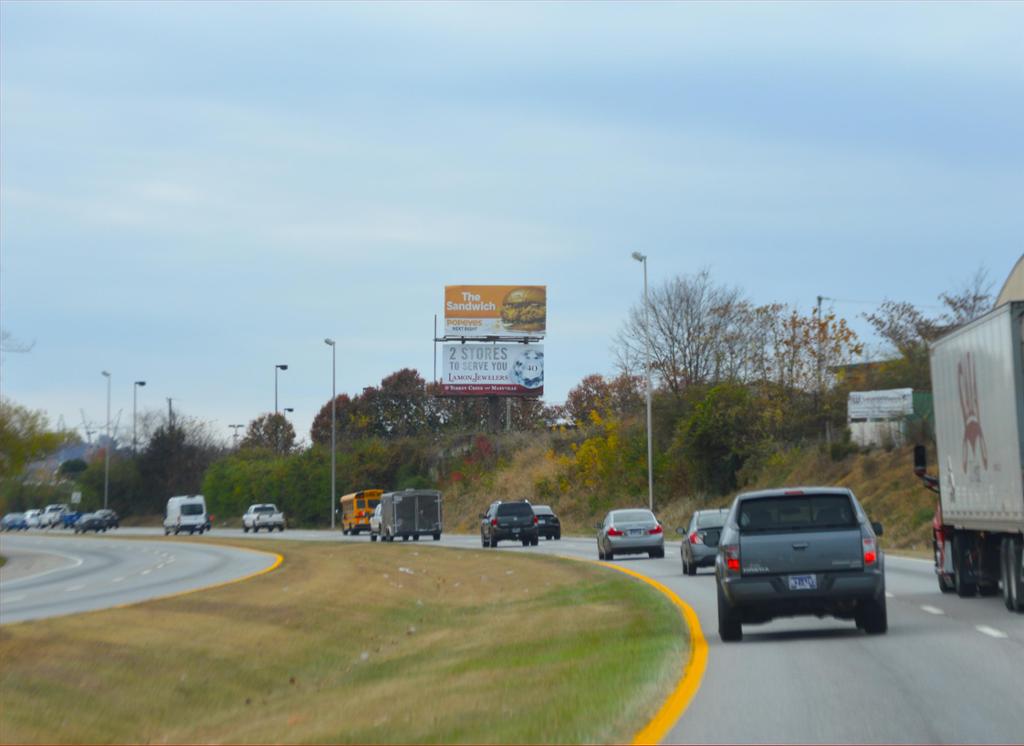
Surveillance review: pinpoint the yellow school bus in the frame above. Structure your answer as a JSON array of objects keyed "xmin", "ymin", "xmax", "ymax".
[{"xmin": 340, "ymin": 489, "xmax": 383, "ymax": 535}]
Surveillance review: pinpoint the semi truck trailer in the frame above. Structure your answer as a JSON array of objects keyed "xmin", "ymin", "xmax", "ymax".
[{"xmin": 915, "ymin": 300, "xmax": 1024, "ymax": 613}]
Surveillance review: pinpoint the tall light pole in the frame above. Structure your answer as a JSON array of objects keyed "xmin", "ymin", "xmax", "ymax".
[
  {"xmin": 101, "ymin": 371, "xmax": 111, "ymax": 510},
  {"xmin": 631, "ymin": 252, "xmax": 654, "ymax": 512},
  {"xmin": 275, "ymin": 364, "xmax": 288, "ymax": 413},
  {"xmin": 132, "ymin": 380, "xmax": 146, "ymax": 455},
  {"xmin": 324, "ymin": 338, "xmax": 336, "ymax": 529},
  {"xmin": 229, "ymin": 423, "xmax": 244, "ymax": 448}
]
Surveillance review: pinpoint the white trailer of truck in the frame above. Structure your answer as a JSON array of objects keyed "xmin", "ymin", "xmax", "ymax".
[{"xmin": 915, "ymin": 299, "xmax": 1024, "ymax": 613}]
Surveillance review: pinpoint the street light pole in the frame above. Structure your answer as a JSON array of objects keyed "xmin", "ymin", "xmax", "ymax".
[
  {"xmin": 133, "ymin": 380, "xmax": 146, "ymax": 455},
  {"xmin": 631, "ymin": 252, "xmax": 654, "ymax": 513},
  {"xmin": 101, "ymin": 371, "xmax": 111, "ymax": 510},
  {"xmin": 229, "ymin": 424, "xmax": 244, "ymax": 448},
  {"xmin": 275, "ymin": 364, "xmax": 288, "ymax": 413},
  {"xmin": 325, "ymin": 338, "xmax": 336, "ymax": 530}
]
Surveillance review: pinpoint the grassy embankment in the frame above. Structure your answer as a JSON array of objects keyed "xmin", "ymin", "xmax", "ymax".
[
  {"xmin": 0, "ymin": 539, "xmax": 686, "ymax": 744},
  {"xmin": 443, "ymin": 441, "xmax": 935, "ymax": 552}
]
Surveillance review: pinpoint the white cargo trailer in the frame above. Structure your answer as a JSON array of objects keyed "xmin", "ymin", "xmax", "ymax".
[{"xmin": 915, "ymin": 300, "xmax": 1024, "ymax": 612}]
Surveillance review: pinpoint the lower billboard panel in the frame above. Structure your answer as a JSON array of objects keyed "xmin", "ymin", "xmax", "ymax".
[{"xmin": 442, "ymin": 343, "xmax": 543, "ymax": 397}]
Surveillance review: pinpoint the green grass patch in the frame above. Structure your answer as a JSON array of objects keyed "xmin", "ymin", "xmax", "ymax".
[{"xmin": 0, "ymin": 540, "xmax": 686, "ymax": 744}]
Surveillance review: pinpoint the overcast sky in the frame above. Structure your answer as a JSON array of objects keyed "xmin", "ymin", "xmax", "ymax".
[{"xmin": 2, "ymin": 1, "xmax": 1021, "ymax": 446}]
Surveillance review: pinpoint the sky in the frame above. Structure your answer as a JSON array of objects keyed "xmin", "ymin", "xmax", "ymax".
[{"xmin": 1, "ymin": 1, "xmax": 1022, "ymax": 447}]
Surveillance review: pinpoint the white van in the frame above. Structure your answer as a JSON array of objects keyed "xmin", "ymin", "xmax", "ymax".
[{"xmin": 164, "ymin": 495, "xmax": 208, "ymax": 535}]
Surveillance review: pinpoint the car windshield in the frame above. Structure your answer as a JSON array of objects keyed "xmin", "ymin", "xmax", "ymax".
[
  {"xmin": 612, "ymin": 510, "xmax": 655, "ymax": 524},
  {"xmin": 739, "ymin": 495, "xmax": 857, "ymax": 532},
  {"xmin": 696, "ymin": 512, "xmax": 727, "ymax": 529},
  {"xmin": 255, "ymin": 506, "xmax": 275, "ymax": 513},
  {"xmin": 181, "ymin": 504, "xmax": 204, "ymax": 516},
  {"xmin": 497, "ymin": 503, "xmax": 533, "ymax": 517}
]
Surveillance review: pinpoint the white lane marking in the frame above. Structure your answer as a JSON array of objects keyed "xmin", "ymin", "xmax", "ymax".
[
  {"xmin": 112, "ymin": 577, "xmax": 125, "ymax": 583},
  {"xmin": 156, "ymin": 564, "xmax": 165, "ymax": 569},
  {"xmin": 141, "ymin": 570, "xmax": 151, "ymax": 576},
  {"xmin": 976, "ymin": 625, "xmax": 1008, "ymax": 639},
  {"xmin": 0, "ymin": 548, "xmax": 86, "ymax": 587},
  {"xmin": 4, "ymin": 594, "xmax": 26, "ymax": 602},
  {"xmin": 885, "ymin": 592, "xmax": 894, "ymax": 598},
  {"xmin": 921, "ymin": 605, "xmax": 945, "ymax": 615},
  {"xmin": 65, "ymin": 585, "xmax": 84, "ymax": 592}
]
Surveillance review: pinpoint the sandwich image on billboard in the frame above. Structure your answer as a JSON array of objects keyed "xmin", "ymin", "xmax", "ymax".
[
  {"xmin": 442, "ymin": 344, "xmax": 544, "ymax": 396},
  {"xmin": 444, "ymin": 285, "xmax": 546, "ymax": 338}
]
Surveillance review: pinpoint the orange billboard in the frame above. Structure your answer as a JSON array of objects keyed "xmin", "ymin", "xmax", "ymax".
[{"xmin": 444, "ymin": 285, "xmax": 546, "ymax": 338}]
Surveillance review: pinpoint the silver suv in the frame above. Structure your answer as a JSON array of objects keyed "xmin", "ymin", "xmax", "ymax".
[{"xmin": 715, "ymin": 487, "xmax": 886, "ymax": 642}]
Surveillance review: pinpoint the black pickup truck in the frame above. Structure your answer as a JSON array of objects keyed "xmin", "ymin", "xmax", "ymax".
[{"xmin": 715, "ymin": 487, "xmax": 887, "ymax": 642}]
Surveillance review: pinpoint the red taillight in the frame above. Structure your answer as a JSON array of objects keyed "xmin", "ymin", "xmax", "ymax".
[
  {"xmin": 491, "ymin": 518, "xmax": 497, "ymax": 527},
  {"xmin": 689, "ymin": 531, "xmax": 701, "ymax": 545},
  {"xmin": 649, "ymin": 525, "xmax": 663, "ymax": 535},
  {"xmin": 534, "ymin": 516, "xmax": 539, "ymax": 525},
  {"xmin": 723, "ymin": 544, "xmax": 740, "ymax": 572},
  {"xmin": 863, "ymin": 537, "xmax": 877, "ymax": 565},
  {"xmin": 607, "ymin": 527, "xmax": 623, "ymax": 537}
]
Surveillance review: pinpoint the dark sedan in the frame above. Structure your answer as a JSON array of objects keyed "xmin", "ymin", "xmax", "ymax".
[
  {"xmin": 74, "ymin": 513, "xmax": 108, "ymax": 533},
  {"xmin": 533, "ymin": 505, "xmax": 561, "ymax": 540},
  {"xmin": 95, "ymin": 509, "xmax": 120, "ymax": 529}
]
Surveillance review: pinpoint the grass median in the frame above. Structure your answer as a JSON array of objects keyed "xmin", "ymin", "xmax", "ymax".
[{"xmin": 0, "ymin": 539, "xmax": 687, "ymax": 744}]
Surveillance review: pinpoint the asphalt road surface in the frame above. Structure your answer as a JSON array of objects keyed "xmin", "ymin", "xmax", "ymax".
[
  {"xmin": 3, "ymin": 526, "xmax": 1021, "ymax": 742},
  {"xmin": 0, "ymin": 532, "xmax": 277, "ymax": 625}
]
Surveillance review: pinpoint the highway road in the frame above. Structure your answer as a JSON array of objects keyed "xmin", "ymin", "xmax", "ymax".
[
  {"xmin": 0, "ymin": 533, "xmax": 278, "ymax": 625},
  {"xmin": 3, "ymin": 527, "xmax": 1021, "ymax": 742}
]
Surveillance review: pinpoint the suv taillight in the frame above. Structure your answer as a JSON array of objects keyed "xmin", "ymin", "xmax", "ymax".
[
  {"xmin": 533, "ymin": 516, "xmax": 538, "ymax": 525},
  {"xmin": 607, "ymin": 527, "xmax": 623, "ymax": 537},
  {"xmin": 723, "ymin": 544, "xmax": 740, "ymax": 573},
  {"xmin": 491, "ymin": 518, "xmax": 497, "ymax": 527},
  {"xmin": 863, "ymin": 536, "xmax": 877, "ymax": 565},
  {"xmin": 689, "ymin": 531, "xmax": 702, "ymax": 545}
]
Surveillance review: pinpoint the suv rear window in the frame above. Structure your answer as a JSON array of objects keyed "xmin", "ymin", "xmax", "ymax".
[
  {"xmin": 739, "ymin": 495, "xmax": 856, "ymax": 533},
  {"xmin": 181, "ymin": 504, "xmax": 204, "ymax": 516},
  {"xmin": 497, "ymin": 503, "xmax": 534, "ymax": 517}
]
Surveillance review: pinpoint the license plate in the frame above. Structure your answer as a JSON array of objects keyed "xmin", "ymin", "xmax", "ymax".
[
  {"xmin": 512, "ymin": 528, "xmax": 520, "ymax": 534},
  {"xmin": 629, "ymin": 528, "xmax": 643, "ymax": 536},
  {"xmin": 788, "ymin": 574, "xmax": 817, "ymax": 591}
]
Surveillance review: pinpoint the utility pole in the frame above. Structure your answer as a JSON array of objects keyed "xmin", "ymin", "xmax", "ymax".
[{"xmin": 167, "ymin": 398, "xmax": 174, "ymax": 427}]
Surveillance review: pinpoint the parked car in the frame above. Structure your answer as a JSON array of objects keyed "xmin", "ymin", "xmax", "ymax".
[
  {"xmin": 597, "ymin": 509, "xmax": 665, "ymax": 560},
  {"xmin": 242, "ymin": 504, "xmax": 285, "ymax": 533},
  {"xmin": 24, "ymin": 509, "xmax": 44, "ymax": 528},
  {"xmin": 480, "ymin": 500, "xmax": 538, "ymax": 547},
  {"xmin": 94, "ymin": 509, "xmax": 119, "ymax": 530},
  {"xmin": 679, "ymin": 508, "xmax": 730, "ymax": 575},
  {"xmin": 41, "ymin": 503, "xmax": 69, "ymax": 528},
  {"xmin": 533, "ymin": 505, "xmax": 561, "ymax": 540},
  {"xmin": 715, "ymin": 487, "xmax": 886, "ymax": 642},
  {"xmin": 61, "ymin": 511, "xmax": 84, "ymax": 529},
  {"xmin": 1, "ymin": 512, "xmax": 29, "ymax": 531},
  {"xmin": 164, "ymin": 495, "xmax": 208, "ymax": 535},
  {"xmin": 74, "ymin": 513, "xmax": 107, "ymax": 533}
]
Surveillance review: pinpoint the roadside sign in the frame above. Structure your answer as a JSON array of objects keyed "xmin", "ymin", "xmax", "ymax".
[{"xmin": 71, "ymin": 492, "xmax": 82, "ymax": 504}]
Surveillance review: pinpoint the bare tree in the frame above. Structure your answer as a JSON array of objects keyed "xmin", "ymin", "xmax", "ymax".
[{"xmin": 614, "ymin": 269, "xmax": 747, "ymax": 395}]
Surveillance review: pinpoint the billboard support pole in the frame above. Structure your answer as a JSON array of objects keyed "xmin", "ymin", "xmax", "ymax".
[{"xmin": 433, "ymin": 314, "xmax": 438, "ymax": 384}]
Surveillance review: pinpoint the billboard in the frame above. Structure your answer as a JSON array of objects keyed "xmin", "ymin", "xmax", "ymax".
[
  {"xmin": 442, "ymin": 343, "xmax": 544, "ymax": 396},
  {"xmin": 444, "ymin": 285, "xmax": 546, "ymax": 338},
  {"xmin": 847, "ymin": 389, "xmax": 914, "ymax": 420}
]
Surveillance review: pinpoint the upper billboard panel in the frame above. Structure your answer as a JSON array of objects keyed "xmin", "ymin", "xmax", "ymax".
[{"xmin": 444, "ymin": 285, "xmax": 546, "ymax": 338}]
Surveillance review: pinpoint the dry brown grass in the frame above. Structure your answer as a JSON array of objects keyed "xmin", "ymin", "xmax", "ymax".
[{"xmin": 0, "ymin": 539, "xmax": 686, "ymax": 744}]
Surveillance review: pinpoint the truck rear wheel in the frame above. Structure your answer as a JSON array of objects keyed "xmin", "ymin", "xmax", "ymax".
[
  {"xmin": 433, "ymin": 532, "xmax": 440, "ymax": 541},
  {"xmin": 856, "ymin": 596, "xmax": 888, "ymax": 635},
  {"xmin": 370, "ymin": 533, "xmax": 377, "ymax": 542},
  {"xmin": 953, "ymin": 533, "xmax": 977, "ymax": 598},
  {"xmin": 717, "ymin": 583, "xmax": 742, "ymax": 642},
  {"xmin": 1002, "ymin": 536, "xmax": 1024, "ymax": 613}
]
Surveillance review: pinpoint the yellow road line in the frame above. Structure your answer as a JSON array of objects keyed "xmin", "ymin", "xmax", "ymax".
[{"xmin": 601, "ymin": 563, "xmax": 709, "ymax": 746}]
